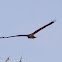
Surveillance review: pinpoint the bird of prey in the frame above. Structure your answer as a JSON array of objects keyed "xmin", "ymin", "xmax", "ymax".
[{"xmin": 0, "ymin": 21, "xmax": 55, "ymax": 39}]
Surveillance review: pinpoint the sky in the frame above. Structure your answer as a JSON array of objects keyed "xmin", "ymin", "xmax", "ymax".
[{"xmin": 0, "ymin": 0, "xmax": 62, "ymax": 62}]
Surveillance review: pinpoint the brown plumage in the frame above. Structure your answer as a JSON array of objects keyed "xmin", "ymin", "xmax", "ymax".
[{"xmin": 0, "ymin": 21, "xmax": 55, "ymax": 39}]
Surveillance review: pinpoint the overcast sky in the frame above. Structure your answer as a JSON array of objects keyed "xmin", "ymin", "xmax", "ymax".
[{"xmin": 0, "ymin": 0, "xmax": 62, "ymax": 62}]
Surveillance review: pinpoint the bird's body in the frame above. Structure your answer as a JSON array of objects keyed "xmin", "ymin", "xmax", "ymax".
[
  {"xmin": 27, "ymin": 34, "xmax": 36, "ymax": 38},
  {"xmin": 0, "ymin": 21, "xmax": 55, "ymax": 39}
]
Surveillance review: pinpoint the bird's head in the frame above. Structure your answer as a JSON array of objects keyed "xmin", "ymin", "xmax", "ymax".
[{"xmin": 33, "ymin": 36, "xmax": 36, "ymax": 38}]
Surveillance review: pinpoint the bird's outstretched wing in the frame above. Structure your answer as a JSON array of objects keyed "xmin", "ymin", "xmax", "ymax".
[
  {"xmin": 31, "ymin": 21, "xmax": 55, "ymax": 35},
  {"xmin": 0, "ymin": 35, "xmax": 28, "ymax": 38}
]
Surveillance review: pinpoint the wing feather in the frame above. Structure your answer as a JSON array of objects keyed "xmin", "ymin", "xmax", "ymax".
[
  {"xmin": 0, "ymin": 35, "xmax": 28, "ymax": 38},
  {"xmin": 31, "ymin": 21, "xmax": 55, "ymax": 35}
]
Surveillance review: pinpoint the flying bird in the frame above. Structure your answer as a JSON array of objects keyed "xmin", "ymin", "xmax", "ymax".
[{"xmin": 0, "ymin": 21, "xmax": 55, "ymax": 39}]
